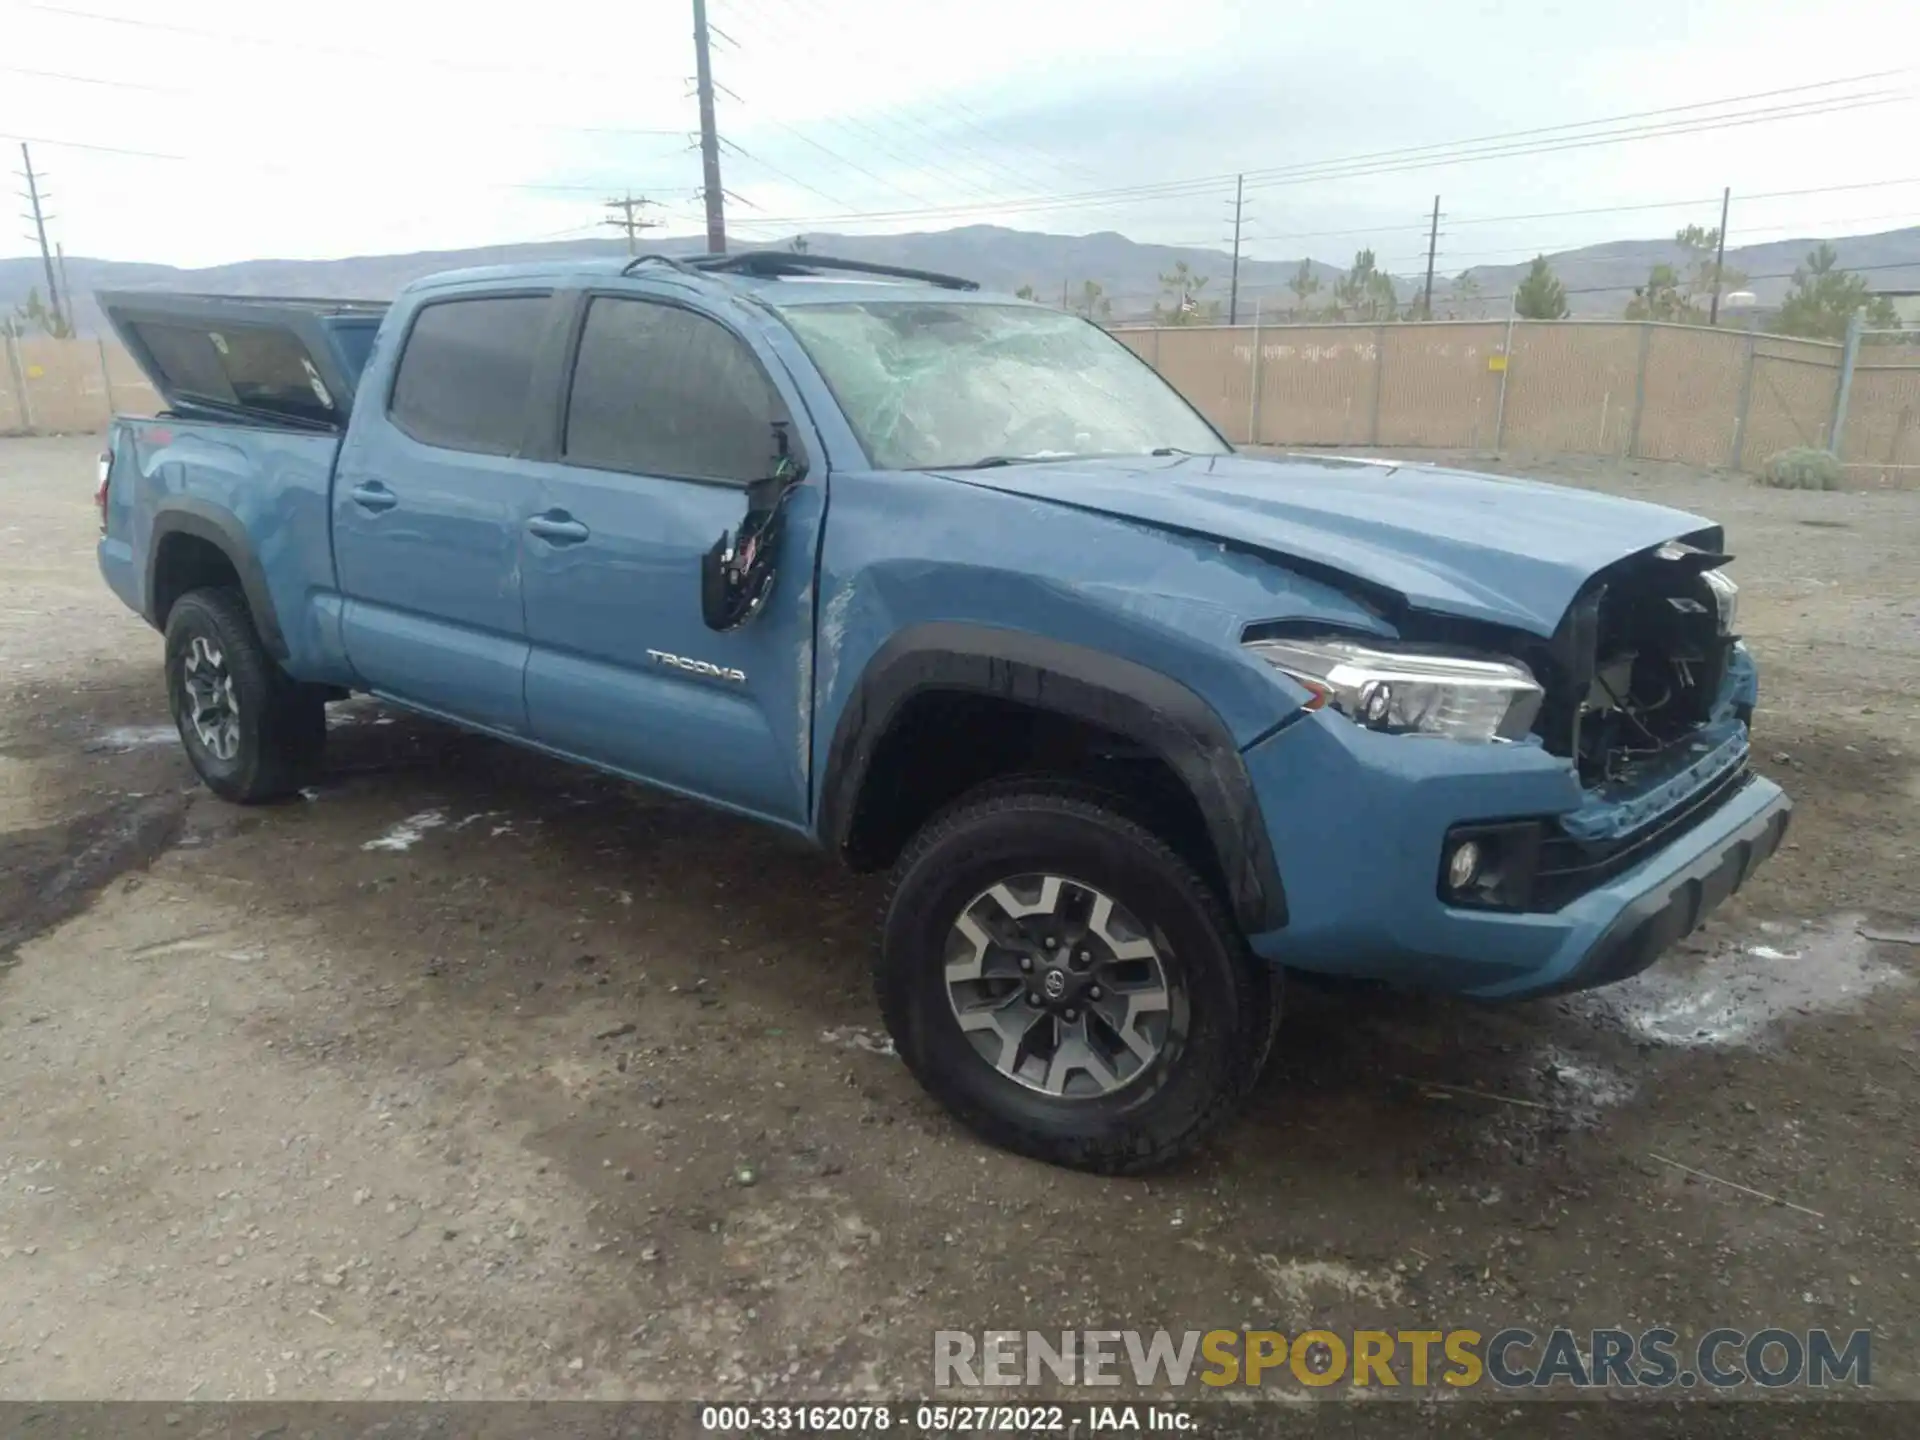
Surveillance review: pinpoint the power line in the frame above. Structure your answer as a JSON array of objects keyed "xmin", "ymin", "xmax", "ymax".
[
  {"xmin": 715, "ymin": 0, "xmax": 1017, "ymax": 207},
  {"xmin": 1395, "ymin": 209, "xmax": 1920, "ymax": 270},
  {"xmin": 775, "ymin": 0, "xmax": 1106, "ymax": 191},
  {"xmin": 717, "ymin": 138, "xmax": 854, "ymax": 211},
  {"xmin": 725, "ymin": 79, "xmax": 1911, "ymax": 227},
  {"xmin": 1221, "ymin": 177, "xmax": 1920, "ymax": 252},
  {"xmin": 0, "ymin": 130, "xmax": 688, "ymax": 196},
  {"xmin": 0, "ymin": 61, "xmax": 690, "ymax": 141},
  {"xmin": 1, "ymin": 63, "xmax": 175, "ymax": 91},
  {"xmin": 721, "ymin": 99, "xmax": 941, "ymax": 208},
  {"xmin": 718, "ymin": 0, "xmax": 1066, "ymax": 202},
  {"xmin": 22, "ymin": 0, "xmax": 682, "ymax": 88}
]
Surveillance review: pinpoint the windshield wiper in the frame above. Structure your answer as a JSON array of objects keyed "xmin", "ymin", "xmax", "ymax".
[
  {"xmin": 1151, "ymin": 446, "xmax": 1197, "ymax": 457},
  {"xmin": 946, "ymin": 455, "xmax": 1028, "ymax": 470}
]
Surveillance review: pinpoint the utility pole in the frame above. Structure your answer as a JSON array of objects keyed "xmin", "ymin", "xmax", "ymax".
[
  {"xmin": 17, "ymin": 143, "xmax": 66, "ymax": 335},
  {"xmin": 1708, "ymin": 185, "xmax": 1731, "ymax": 326},
  {"xmin": 57, "ymin": 243, "xmax": 75, "ymax": 328},
  {"xmin": 691, "ymin": 0, "xmax": 727, "ymax": 254},
  {"xmin": 603, "ymin": 193, "xmax": 660, "ymax": 255},
  {"xmin": 1421, "ymin": 195, "xmax": 1441, "ymax": 321},
  {"xmin": 1227, "ymin": 174, "xmax": 1244, "ymax": 325}
]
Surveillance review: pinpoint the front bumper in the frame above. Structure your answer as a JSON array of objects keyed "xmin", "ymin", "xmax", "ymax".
[{"xmin": 1242, "ymin": 709, "xmax": 1792, "ymax": 1000}]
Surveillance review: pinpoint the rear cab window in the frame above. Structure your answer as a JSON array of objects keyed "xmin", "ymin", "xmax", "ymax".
[
  {"xmin": 563, "ymin": 296, "xmax": 783, "ymax": 482},
  {"xmin": 388, "ymin": 294, "xmax": 551, "ymax": 455}
]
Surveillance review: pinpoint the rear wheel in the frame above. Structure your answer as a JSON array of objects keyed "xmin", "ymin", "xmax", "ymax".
[
  {"xmin": 164, "ymin": 587, "xmax": 324, "ymax": 804},
  {"xmin": 876, "ymin": 786, "xmax": 1277, "ymax": 1173}
]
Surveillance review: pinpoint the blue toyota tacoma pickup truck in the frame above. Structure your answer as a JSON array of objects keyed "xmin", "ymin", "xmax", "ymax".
[{"xmin": 96, "ymin": 251, "xmax": 1790, "ymax": 1173}]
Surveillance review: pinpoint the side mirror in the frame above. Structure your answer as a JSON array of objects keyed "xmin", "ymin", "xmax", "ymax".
[{"xmin": 701, "ymin": 423, "xmax": 804, "ymax": 632}]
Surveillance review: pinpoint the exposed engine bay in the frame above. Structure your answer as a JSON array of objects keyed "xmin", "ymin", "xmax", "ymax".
[{"xmin": 1530, "ymin": 539, "xmax": 1740, "ymax": 788}]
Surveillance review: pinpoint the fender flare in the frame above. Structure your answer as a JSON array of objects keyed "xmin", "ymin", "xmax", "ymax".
[
  {"xmin": 146, "ymin": 503, "xmax": 289, "ymax": 660},
  {"xmin": 818, "ymin": 622, "xmax": 1286, "ymax": 933}
]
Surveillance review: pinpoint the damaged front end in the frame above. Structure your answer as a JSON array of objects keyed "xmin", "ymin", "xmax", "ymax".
[
  {"xmin": 1490, "ymin": 537, "xmax": 1761, "ymax": 910},
  {"xmin": 1535, "ymin": 538, "xmax": 1746, "ymax": 791}
]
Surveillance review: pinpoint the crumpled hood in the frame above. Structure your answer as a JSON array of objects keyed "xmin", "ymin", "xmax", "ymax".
[{"xmin": 937, "ymin": 452, "xmax": 1720, "ymax": 636}]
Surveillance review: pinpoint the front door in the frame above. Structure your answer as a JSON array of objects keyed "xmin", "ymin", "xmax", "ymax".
[
  {"xmin": 520, "ymin": 292, "xmax": 824, "ymax": 824},
  {"xmin": 332, "ymin": 292, "xmax": 553, "ymax": 734}
]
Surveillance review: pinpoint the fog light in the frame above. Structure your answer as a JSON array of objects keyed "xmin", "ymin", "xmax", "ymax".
[{"xmin": 1446, "ymin": 840, "xmax": 1482, "ymax": 892}]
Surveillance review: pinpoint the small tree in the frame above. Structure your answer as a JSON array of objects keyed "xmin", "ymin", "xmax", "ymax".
[
  {"xmin": 10, "ymin": 285, "xmax": 72, "ymax": 339},
  {"xmin": 1332, "ymin": 249, "xmax": 1396, "ymax": 322},
  {"xmin": 1285, "ymin": 259, "xmax": 1321, "ymax": 320},
  {"xmin": 1776, "ymin": 243, "xmax": 1901, "ymax": 341},
  {"xmin": 1624, "ymin": 225, "xmax": 1746, "ymax": 323},
  {"xmin": 1153, "ymin": 262, "xmax": 1217, "ymax": 325},
  {"xmin": 1069, "ymin": 279, "xmax": 1111, "ymax": 321},
  {"xmin": 789, "ymin": 235, "xmax": 811, "ymax": 254},
  {"xmin": 1014, "ymin": 283, "xmax": 1040, "ymax": 302},
  {"xmin": 1675, "ymin": 223, "xmax": 1746, "ymax": 313},
  {"xmin": 1447, "ymin": 270, "xmax": 1483, "ymax": 319},
  {"xmin": 1513, "ymin": 256, "xmax": 1569, "ymax": 320},
  {"xmin": 1625, "ymin": 263, "xmax": 1697, "ymax": 323}
]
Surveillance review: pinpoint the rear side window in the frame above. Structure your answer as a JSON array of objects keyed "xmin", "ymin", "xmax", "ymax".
[
  {"xmin": 565, "ymin": 297, "xmax": 780, "ymax": 482},
  {"xmin": 389, "ymin": 296, "xmax": 549, "ymax": 455}
]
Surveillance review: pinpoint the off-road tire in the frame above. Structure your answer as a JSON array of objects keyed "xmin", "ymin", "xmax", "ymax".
[
  {"xmin": 164, "ymin": 587, "xmax": 325, "ymax": 804},
  {"xmin": 877, "ymin": 783, "xmax": 1278, "ymax": 1173}
]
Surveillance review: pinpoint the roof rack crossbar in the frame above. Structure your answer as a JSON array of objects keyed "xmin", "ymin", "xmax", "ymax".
[
  {"xmin": 685, "ymin": 251, "xmax": 979, "ymax": 291},
  {"xmin": 620, "ymin": 253, "xmax": 699, "ymax": 277}
]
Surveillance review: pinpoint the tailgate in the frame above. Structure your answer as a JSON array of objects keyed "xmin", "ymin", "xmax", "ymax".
[{"xmin": 100, "ymin": 291, "xmax": 388, "ymax": 430}]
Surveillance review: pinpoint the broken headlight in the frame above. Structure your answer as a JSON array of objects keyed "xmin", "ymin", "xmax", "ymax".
[
  {"xmin": 1702, "ymin": 567, "xmax": 1738, "ymax": 635},
  {"xmin": 1246, "ymin": 636, "xmax": 1544, "ymax": 742}
]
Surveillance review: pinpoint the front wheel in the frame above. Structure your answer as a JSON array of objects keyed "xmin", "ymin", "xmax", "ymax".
[{"xmin": 876, "ymin": 786, "xmax": 1277, "ymax": 1174}]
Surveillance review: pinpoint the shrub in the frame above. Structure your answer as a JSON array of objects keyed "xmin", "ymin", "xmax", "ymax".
[{"xmin": 1758, "ymin": 447, "xmax": 1843, "ymax": 490}]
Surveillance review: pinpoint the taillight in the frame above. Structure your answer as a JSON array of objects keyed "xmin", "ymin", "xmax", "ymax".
[{"xmin": 95, "ymin": 450, "xmax": 111, "ymax": 532}]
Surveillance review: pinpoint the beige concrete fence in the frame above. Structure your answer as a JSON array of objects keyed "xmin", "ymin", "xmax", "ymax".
[
  {"xmin": 6, "ymin": 324, "xmax": 1918, "ymax": 483},
  {"xmin": 1, "ymin": 333, "xmax": 160, "ymax": 435},
  {"xmin": 1114, "ymin": 318, "xmax": 1920, "ymax": 482}
]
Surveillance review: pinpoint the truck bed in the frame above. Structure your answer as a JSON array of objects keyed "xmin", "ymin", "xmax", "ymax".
[{"xmin": 98, "ymin": 410, "xmax": 348, "ymax": 683}]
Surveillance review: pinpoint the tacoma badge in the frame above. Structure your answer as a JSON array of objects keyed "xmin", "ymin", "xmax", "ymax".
[{"xmin": 646, "ymin": 649, "xmax": 747, "ymax": 684}]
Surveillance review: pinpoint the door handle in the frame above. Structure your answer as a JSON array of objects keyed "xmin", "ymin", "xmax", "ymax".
[
  {"xmin": 349, "ymin": 482, "xmax": 397, "ymax": 513},
  {"xmin": 527, "ymin": 512, "xmax": 590, "ymax": 545}
]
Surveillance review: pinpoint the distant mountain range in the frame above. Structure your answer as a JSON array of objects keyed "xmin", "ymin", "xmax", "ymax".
[{"xmin": 6, "ymin": 222, "xmax": 1917, "ymax": 335}]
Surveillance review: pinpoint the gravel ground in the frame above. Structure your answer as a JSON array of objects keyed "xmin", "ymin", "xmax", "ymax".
[{"xmin": 1, "ymin": 434, "xmax": 1915, "ymax": 1404}]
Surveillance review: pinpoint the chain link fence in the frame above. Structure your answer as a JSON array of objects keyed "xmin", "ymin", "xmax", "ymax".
[
  {"xmin": 1114, "ymin": 317, "xmax": 1920, "ymax": 482},
  {"xmin": 5, "ymin": 322, "xmax": 1917, "ymax": 483},
  {"xmin": 1, "ymin": 332, "xmax": 160, "ymax": 435}
]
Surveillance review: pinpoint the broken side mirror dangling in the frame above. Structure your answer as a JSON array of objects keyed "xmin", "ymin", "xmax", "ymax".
[{"xmin": 701, "ymin": 423, "xmax": 804, "ymax": 632}]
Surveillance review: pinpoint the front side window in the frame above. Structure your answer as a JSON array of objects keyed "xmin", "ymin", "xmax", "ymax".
[
  {"xmin": 565, "ymin": 297, "xmax": 782, "ymax": 482},
  {"xmin": 388, "ymin": 295, "xmax": 550, "ymax": 456},
  {"xmin": 775, "ymin": 301, "xmax": 1228, "ymax": 470}
]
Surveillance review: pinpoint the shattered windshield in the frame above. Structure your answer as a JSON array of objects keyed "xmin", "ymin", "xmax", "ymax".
[{"xmin": 776, "ymin": 300, "xmax": 1229, "ymax": 470}]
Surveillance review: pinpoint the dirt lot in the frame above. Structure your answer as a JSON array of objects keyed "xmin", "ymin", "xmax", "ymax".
[{"xmin": 1, "ymin": 434, "xmax": 1916, "ymax": 1405}]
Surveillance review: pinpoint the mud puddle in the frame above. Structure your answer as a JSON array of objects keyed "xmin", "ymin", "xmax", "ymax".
[
  {"xmin": 1568, "ymin": 912, "xmax": 1910, "ymax": 1047},
  {"xmin": 0, "ymin": 793, "xmax": 190, "ymax": 964}
]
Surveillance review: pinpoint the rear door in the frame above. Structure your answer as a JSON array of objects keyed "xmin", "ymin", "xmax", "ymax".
[
  {"xmin": 519, "ymin": 290, "xmax": 825, "ymax": 824},
  {"xmin": 332, "ymin": 291, "xmax": 555, "ymax": 734}
]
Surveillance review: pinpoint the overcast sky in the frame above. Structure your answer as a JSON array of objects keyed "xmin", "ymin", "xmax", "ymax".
[{"xmin": 2, "ymin": 0, "xmax": 1915, "ymax": 275}]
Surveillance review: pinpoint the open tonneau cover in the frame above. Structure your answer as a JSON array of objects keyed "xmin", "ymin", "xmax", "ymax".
[{"xmin": 101, "ymin": 291, "xmax": 389, "ymax": 431}]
